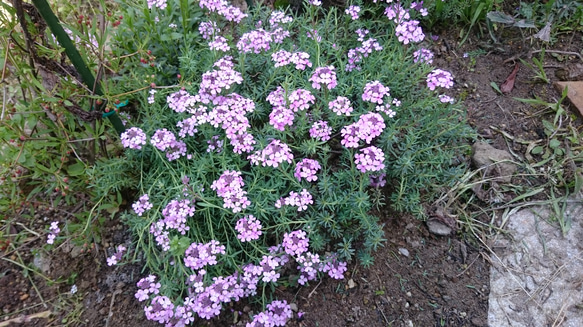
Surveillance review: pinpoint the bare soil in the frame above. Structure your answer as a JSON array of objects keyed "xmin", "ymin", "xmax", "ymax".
[{"xmin": 2, "ymin": 24, "xmax": 582, "ymax": 327}]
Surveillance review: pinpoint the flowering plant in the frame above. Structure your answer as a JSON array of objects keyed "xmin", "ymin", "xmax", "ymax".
[{"xmin": 100, "ymin": 0, "xmax": 474, "ymax": 325}]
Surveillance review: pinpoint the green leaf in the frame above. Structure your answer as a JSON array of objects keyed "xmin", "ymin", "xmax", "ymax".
[
  {"xmin": 549, "ymin": 139, "xmax": 561, "ymax": 149},
  {"xmin": 490, "ymin": 82, "xmax": 502, "ymax": 94},
  {"xmin": 487, "ymin": 11, "xmax": 515, "ymax": 24},
  {"xmin": 531, "ymin": 146, "xmax": 544, "ymax": 155},
  {"xmin": 67, "ymin": 162, "xmax": 85, "ymax": 176}
]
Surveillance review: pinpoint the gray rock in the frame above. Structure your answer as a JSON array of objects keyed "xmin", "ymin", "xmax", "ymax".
[
  {"xmin": 471, "ymin": 142, "xmax": 516, "ymax": 183},
  {"xmin": 426, "ymin": 219, "xmax": 452, "ymax": 236},
  {"xmin": 32, "ymin": 252, "xmax": 51, "ymax": 273}
]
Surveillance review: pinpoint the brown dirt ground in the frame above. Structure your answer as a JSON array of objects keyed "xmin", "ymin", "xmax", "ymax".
[{"xmin": 1, "ymin": 24, "xmax": 582, "ymax": 327}]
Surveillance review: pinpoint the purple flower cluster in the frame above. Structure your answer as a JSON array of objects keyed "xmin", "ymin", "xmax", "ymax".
[
  {"xmin": 271, "ymin": 50, "xmax": 313, "ymax": 70},
  {"xmin": 235, "ymin": 215, "xmax": 263, "ymax": 242},
  {"xmin": 346, "ymin": 30, "xmax": 383, "ymax": 72},
  {"xmin": 107, "ymin": 244, "xmax": 127, "ymax": 266},
  {"xmin": 167, "ymin": 89, "xmax": 197, "ymax": 113},
  {"xmin": 369, "ymin": 173, "xmax": 387, "ymax": 188},
  {"xmin": 413, "ymin": 48, "xmax": 434, "ymax": 64},
  {"xmin": 199, "ymin": 0, "xmax": 247, "ymax": 23},
  {"xmin": 269, "ymin": 11, "xmax": 293, "ymax": 27},
  {"xmin": 150, "ymin": 128, "xmax": 176, "ymax": 151},
  {"xmin": 439, "ymin": 94, "xmax": 455, "ymax": 104},
  {"xmin": 282, "ymin": 230, "xmax": 309, "ymax": 256},
  {"xmin": 145, "ymin": 295, "xmax": 175, "ymax": 324},
  {"xmin": 248, "ymin": 139, "xmax": 294, "ymax": 167},
  {"xmin": 211, "ymin": 170, "xmax": 251, "ymax": 213},
  {"xmin": 199, "ymin": 21, "xmax": 219, "ymax": 40},
  {"xmin": 362, "ymin": 80, "xmax": 390, "ymax": 104},
  {"xmin": 385, "ymin": 3, "xmax": 410, "ymax": 23},
  {"xmin": 184, "ymin": 240, "xmax": 226, "ymax": 270},
  {"xmin": 411, "ymin": 1, "xmax": 429, "ymax": 16},
  {"xmin": 165, "ymin": 140, "xmax": 187, "ymax": 161},
  {"xmin": 147, "ymin": 89, "xmax": 156, "ymax": 104},
  {"xmin": 341, "ymin": 112, "xmax": 386, "ymax": 148},
  {"xmin": 237, "ymin": 28, "xmax": 273, "ymax": 54},
  {"xmin": 150, "ymin": 221, "xmax": 170, "ymax": 251},
  {"xmin": 121, "ymin": 127, "xmax": 147, "ymax": 149},
  {"xmin": 345, "ymin": 5, "xmax": 361, "ymax": 20},
  {"xmin": 162, "ymin": 199, "xmax": 195, "ymax": 234},
  {"xmin": 309, "ymin": 66, "xmax": 337, "ymax": 90},
  {"xmin": 328, "ymin": 96, "xmax": 353, "ymax": 116},
  {"xmin": 354, "ymin": 146, "xmax": 386, "ymax": 173},
  {"xmin": 427, "ymin": 69, "xmax": 454, "ymax": 90},
  {"xmin": 147, "ymin": 0, "xmax": 167, "ymax": 10},
  {"xmin": 132, "ymin": 194, "xmax": 153, "ymax": 216},
  {"xmin": 47, "ymin": 221, "xmax": 60, "ymax": 244},
  {"xmin": 269, "ymin": 106, "xmax": 295, "ymax": 131},
  {"xmin": 209, "ymin": 36, "xmax": 230, "ymax": 52},
  {"xmin": 198, "ymin": 61, "xmax": 243, "ymax": 103},
  {"xmin": 309, "ymin": 120, "xmax": 332, "ymax": 141},
  {"xmin": 288, "ymin": 88, "xmax": 315, "ymax": 111},
  {"xmin": 275, "ymin": 189, "xmax": 313, "ymax": 212},
  {"xmin": 206, "ymin": 135, "xmax": 224, "ymax": 153},
  {"xmin": 247, "ymin": 300, "xmax": 293, "ymax": 327},
  {"xmin": 294, "ymin": 158, "xmax": 321, "ymax": 182},
  {"xmin": 395, "ymin": 20, "xmax": 425, "ymax": 44},
  {"xmin": 135, "ymin": 275, "xmax": 161, "ymax": 302},
  {"xmin": 307, "ymin": 29, "xmax": 322, "ymax": 43}
]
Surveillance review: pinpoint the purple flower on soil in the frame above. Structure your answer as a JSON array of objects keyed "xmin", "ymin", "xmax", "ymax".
[
  {"xmin": 132, "ymin": 194, "xmax": 153, "ymax": 216},
  {"xmin": 235, "ymin": 215, "xmax": 263, "ymax": 242},
  {"xmin": 413, "ymin": 48, "xmax": 434, "ymax": 64},
  {"xmin": 395, "ymin": 20, "xmax": 425, "ymax": 44},
  {"xmin": 426, "ymin": 69, "xmax": 454, "ymax": 90},
  {"xmin": 294, "ymin": 158, "xmax": 321, "ymax": 182},
  {"xmin": 144, "ymin": 295, "xmax": 174, "ymax": 324},
  {"xmin": 135, "ymin": 275, "xmax": 161, "ymax": 302},
  {"xmin": 107, "ymin": 244, "xmax": 127, "ymax": 266},
  {"xmin": 121, "ymin": 127, "xmax": 147, "ymax": 150},
  {"xmin": 296, "ymin": 252, "xmax": 322, "ymax": 285},
  {"xmin": 266, "ymin": 300, "xmax": 293, "ymax": 326},
  {"xmin": 322, "ymin": 254, "xmax": 348, "ymax": 279},
  {"xmin": 282, "ymin": 230, "xmax": 309, "ymax": 257},
  {"xmin": 354, "ymin": 146, "xmax": 386, "ymax": 173},
  {"xmin": 47, "ymin": 221, "xmax": 60, "ymax": 244},
  {"xmin": 309, "ymin": 120, "xmax": 332, "ymax": 142}
]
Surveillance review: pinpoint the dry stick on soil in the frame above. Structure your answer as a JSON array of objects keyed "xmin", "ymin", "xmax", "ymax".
[
  {"xmin": 0, "ymin": 310, "xmax": 52, "ymax": 327},
  {"xmin": 104, "ymin": 289, "xmax": 122, "ymax": 327},
  {"xmin": 307, "ymin": 280, "xmax": 323, "ymax": 299},
  {"xmin": 503, "ymin": 50, "xmax": 583, "ymax": 64}
]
